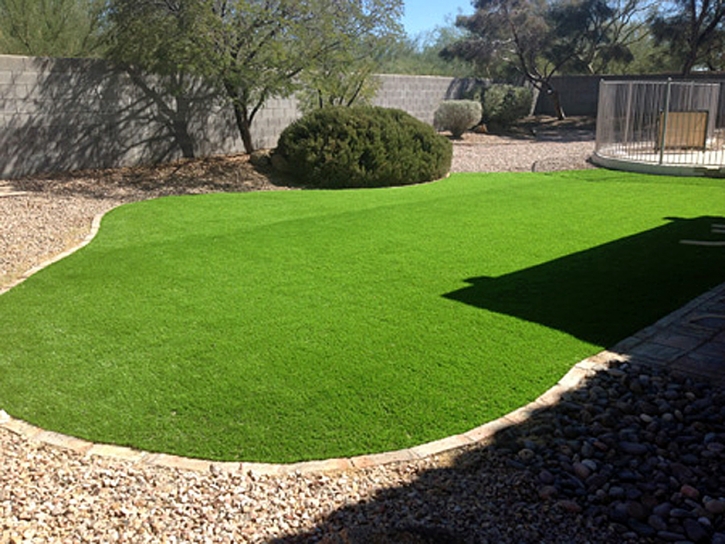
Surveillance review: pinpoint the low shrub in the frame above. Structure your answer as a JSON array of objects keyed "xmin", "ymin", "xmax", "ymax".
[
  {"xmin": 433, "ymin": 100, "xmax": 482, "ymax": 138},
  {"xmin": 275, "ymin": 106, "xmax": 452, "ymax": 189},
  {"xmin": 482, "ymin": 84, "xmax": 533, "ymax": 128}
]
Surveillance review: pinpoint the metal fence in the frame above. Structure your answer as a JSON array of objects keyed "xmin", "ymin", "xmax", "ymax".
[{"xmin": 595, "ymin": 79, "xmax": 725, "ymax": 172}]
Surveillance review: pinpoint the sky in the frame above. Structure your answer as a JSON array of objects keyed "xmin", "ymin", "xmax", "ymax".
[{"xmin": 401, "ymin": 0, "xmax": 474, "ymax": 37}]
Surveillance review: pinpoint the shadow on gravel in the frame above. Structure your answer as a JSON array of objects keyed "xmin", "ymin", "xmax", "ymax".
[
  {"xmin": 9, "ymin": 153, "xmax": 290, "ymax": 200},
  {"xmin": 272, "ymin": 358, "xmax": 725, "ymax": 544},
  {"xmin": 484, "ymin": 116, "xmax": 597, "ymax": 144}
]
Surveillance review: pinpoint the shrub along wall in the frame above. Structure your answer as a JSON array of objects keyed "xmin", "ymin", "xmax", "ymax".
[
  {"xmin": 0, "ymin": 55, "xmax": 458, "ymax": 179},
  {"xmin": 5, "ymin": 55, "xmax": 723, "ymax": 179},
  {"xmin": 276, "ymin": 106, "xmax": 452, "ymax": 188}
]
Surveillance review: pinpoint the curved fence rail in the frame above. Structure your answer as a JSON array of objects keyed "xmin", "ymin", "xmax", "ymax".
[{"xmin": 595, "ymin": 79, "xmax": 725, "ymax": 174}]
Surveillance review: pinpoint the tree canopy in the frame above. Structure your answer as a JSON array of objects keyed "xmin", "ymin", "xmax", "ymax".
[
  {"xmin": 441, "ymin": 0, "xmax": 653, "ymax": 118},
  {"xmin": 104, "ymin": 0, "xmax": 402, "ymax": 153},
  {"xmin": 650, "ymin": 0, "xmax": 725, "ymax": 73},
  {"xmin": 0, "ymin": 0, "xmax": 106, "ymax": 57},
  {"xmin": 378, "ymin": 24, "xmax": 475, "ymax": 77}
]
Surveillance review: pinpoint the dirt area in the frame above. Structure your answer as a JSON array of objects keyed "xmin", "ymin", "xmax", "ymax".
[{"xmin": 7, "ymin": 152, "xmax": 287, "ymax": 200}]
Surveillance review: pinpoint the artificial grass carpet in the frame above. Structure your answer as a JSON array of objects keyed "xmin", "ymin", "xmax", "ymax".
[{"xmin": 1, "ymin": 170, "xmax": 724, "ymax": 462}]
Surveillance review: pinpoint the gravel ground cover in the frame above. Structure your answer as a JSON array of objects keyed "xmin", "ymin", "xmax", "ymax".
[{"xmin": 2, "ymin": 123, "xmax": 723, "ymax": 543}]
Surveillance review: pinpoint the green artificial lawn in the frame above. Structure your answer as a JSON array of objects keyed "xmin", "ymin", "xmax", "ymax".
[{"xmin": 1, "ymin": 170, "xmax": 725, "ymax": 463}]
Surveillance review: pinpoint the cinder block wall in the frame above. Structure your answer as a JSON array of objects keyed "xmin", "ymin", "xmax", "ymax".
[
  {"xmin": 373, "ymin": 74, "xmax": 455, "ymax": 124},
  {"xmin": 0, "ymin": 55, "xmax": 249, "ymax": 178},
  {"xmin": 0, "ymin": 55, "xmax": 456, "ymax": 179}
]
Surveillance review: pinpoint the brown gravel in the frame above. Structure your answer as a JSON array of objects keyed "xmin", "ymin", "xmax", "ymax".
[
  {"xmin": 450, "ymin": 118, "xmax": 596, "ymax": 174},
  {"xmin": 0, "ymin": 153, "xmax": 286, "ymax": 289},
  {"xmin": 0, "ymin": 126, "xmax": 605, "ymax": 543}
]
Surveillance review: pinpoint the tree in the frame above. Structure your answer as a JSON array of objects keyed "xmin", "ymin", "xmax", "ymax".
[
  {"xmin": 104, "ymin": 0, "xmax": 402, "ymax": 154},
  {"xmin": 650, "ymin": 0, "xmax": 725, "ymax": 74},
  {"xmin": 703, "ymin": 31, "xmax": 725, "ymax": 71},
  {"xmin": 441, "ymin": 0, "xmax": 647, "ymax": 119},
  {"xmin": 603, "ymin": 25, "xmax": 681, "ymax": 74},
  {"xmin": 296, "ymin": 43, "xmax": 382, "ymax": 113},
  {"xmin": 547, "ymin": 0, "xmax": 652, "ymax": 74},
  {"xmin": 442, "ymin": 0, "xmax": 566, "ymax": 117},
  {"xmin": 378, "ymin": 24, "xmax": 476, "ymax": 77},
  {"xmin": 0, "ymin": 0, "xmax": 106, "ymax": 57},
  {"xmin": 296, "ymin": 3, "xmax": 401, "ymax": 112}
]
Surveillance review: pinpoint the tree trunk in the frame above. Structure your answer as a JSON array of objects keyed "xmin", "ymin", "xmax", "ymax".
[
  {"xmin": 681, "ymin": 49, "xmax": 698, "ymax": 74},
  {"xmin": 174, "ymin": 95, "xmax": 196, "ymax": 159},
  {"xmin": 223, "ymin": 80, "xmax": 255, "ymax": 154},
  {"xmin": 543, "ymin": 82, "xmax": 566, "ymax": 120},
  {"xmin": 231, "ymin": 100, "xmax": 255, "ymax": 154}
]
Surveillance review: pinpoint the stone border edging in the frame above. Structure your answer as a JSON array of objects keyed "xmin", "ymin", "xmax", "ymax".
[
  {"xmin": 0, "ymin": 209, "xmax": 109, "ymax": 297},
  {"xmin": 2, "ymin": 204, "xmax": 723, "ymax": 476},
  {"xmin": 0, "ymin": 348, "xmax": 626, "ymax": 476}
]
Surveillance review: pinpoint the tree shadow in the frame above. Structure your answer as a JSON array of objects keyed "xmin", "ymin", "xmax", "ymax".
[
  {"xmin": 444, "ymin": 216, "xmax": 725, "ymax": 347},
  {"xmin": 0, "ymin": 57, "xmax": 240, "ymax": 180},
  {"xmin": 482, "ymin": 117, "xmax": 596, "ymax": 143}
]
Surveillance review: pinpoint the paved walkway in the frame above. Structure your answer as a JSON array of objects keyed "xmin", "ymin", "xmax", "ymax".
[{"xmin": 610, "ymin": 280, "xmax": 725, "ymax": 388}]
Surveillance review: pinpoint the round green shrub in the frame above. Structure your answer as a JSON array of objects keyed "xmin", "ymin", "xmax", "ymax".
[
  {"xmin": 482, "ymin": 84, "xmax": 533, "ymax": 128},
  {"xmin": 275, "ymin": 106, "xmax": 452, "ymax": 189},
  {"xmin": 433, "ymin": 100, "xmax": 482, "ymax": 138}
]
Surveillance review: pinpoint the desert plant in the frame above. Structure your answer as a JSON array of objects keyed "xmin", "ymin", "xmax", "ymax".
[
  {"xmin": 433, "ymin": 100, "xmax": 482, "ymax": 138},
  {"xmin": 482, "ymin": 84, "xmax": 533, "ymax": 128},
  {"xmin": 275, "ymin": 106, "xmax": 452, "ymax": 188}
]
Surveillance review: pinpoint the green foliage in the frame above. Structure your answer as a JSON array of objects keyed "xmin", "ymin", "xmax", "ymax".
[
  {"xmin": 379, "ymin": 24, "xmax": 476, "ymax": 77},
  {"xmin": 545, "ymin": 0, "xmax": 640, "ymax": 74},
  {"xmin": 482, "ymin": 84, "xmax": 533, "ymax": 127},
  {"xmin": 0, "ymin": 0, "xmax": 106, "ymax": 57},
  {"xmin": 296, "ymin": 39, "xmax": 385, "ymax": 114},
  {"xmin": 297, "ymin": 64, "xmax": 379, "ymax": 114},
  {"xmin": 433, "ymin": 100, "xmax": 482, "ymax": 138},
  {"xmin": 276, "ymin": 106, "xmax": 452, "ymax": 188},
  {"xmin": 601, "ymin": 26, "xmax": 681, "ymax": 74},
  {"xmin": 296, "ymin": 10, "xmax": 401, "ymax": 114},
  {"xmin": 441, "ymin": 0, "xmax": 650, "ymax": 118},
  {"xmin": 104, "ymin": 0, "xmax": 402, "ymax": 153},
  {"xmin": 650, "ymin": 0, "xmax": 725, "ymax": 73}
]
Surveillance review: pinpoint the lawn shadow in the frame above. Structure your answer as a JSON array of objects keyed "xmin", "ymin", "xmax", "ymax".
[
  {"xmin": 267, "ymin": 215, "xmax": 725, "ymax": 544},
  {"xmin": 444, "ymin": 216, "xmax": 725, "ymax": 347}
]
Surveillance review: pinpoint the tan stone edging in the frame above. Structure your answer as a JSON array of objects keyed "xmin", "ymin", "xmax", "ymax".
[
  {"xmin": 0, "ymin": 349, "xmax": 628, "ymax": 476},
  {"xmin": 0, "ymin": 208, "xmax": 111, "ymax": 296},
  {"xmin": 0, "ymin": 202, "xmax": 630, "ymax": 476}
]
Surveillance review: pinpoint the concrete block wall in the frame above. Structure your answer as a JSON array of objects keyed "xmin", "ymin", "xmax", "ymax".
[
  {"xmin": 5, "ymin": 54, "xmax": 725, "ymax": 179},
  {"xmin": 0, "ymin": 55, "xmax": 250, "ymax": 178},
  {"xmin": 249, "ymin": 97, "xmax": 302, "ymax": 151},
  {"xmin": 373, "ymin": 74, "xmax": 455, "ymax": 125},
  {"xmin": 0, "ymin": 55, "xmax": 457, "ymax": 179}
]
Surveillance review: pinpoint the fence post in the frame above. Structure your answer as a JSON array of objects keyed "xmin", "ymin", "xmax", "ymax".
[
  {"xmin": 659, "ymin": 78, "xmax": 672, "ymax": 165},
  {"xmin": 624, "ymin": 81, "xmax": 633, "ymax": 145}
]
